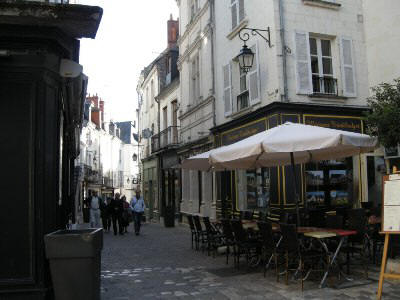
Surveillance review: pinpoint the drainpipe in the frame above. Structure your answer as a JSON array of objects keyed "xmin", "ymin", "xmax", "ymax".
[
  {"xmin": 155, "ymin": 73, "xmax": 162, "ymax": 219},
  {"xmin": 209, "ymin": 0, "xmax": 216, "ymax": 126},
  {"xmin": 279, "ymin": 0, "xmax": 289, "ymax": 102}
]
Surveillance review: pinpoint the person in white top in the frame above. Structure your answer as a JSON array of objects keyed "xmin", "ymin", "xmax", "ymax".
[
  {"xmin": 130, "ymin": 190, "xmax": 146, "ymax": 235},
  {"xmin": 89, "ymin": 191, "xmax": 101, "ymax": 228}
]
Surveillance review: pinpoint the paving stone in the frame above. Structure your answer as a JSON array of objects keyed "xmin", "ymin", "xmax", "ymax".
[{"xmin": 100, "ymin": 223, "xmax": 399, "ymax": 299}]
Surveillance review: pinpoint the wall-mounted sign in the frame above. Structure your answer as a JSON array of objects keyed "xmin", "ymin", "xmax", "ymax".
[
  {"xmin": 384, "ymin": 145, "xmax": 400, "ymax": 159},
  {"xmin": 221, "ymin": 118, "xmax": 266, "ymax": 146},
  {"xmin": 303, "ymin": 115, "xmax": 362, "ymax": 133}
]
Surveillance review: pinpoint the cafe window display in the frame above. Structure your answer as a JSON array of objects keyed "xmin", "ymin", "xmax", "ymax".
[
  {"xmin": 237, "ymin": 168, "xmax": 270, "ymax": 211},
  {"xmin": 305, "ymin": 158, "xmax": 353, "ymax": 208}
]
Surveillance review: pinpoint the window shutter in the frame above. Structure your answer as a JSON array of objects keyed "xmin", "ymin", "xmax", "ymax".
[
  {"xmin": 238, "ymin": 0, "xmax": 245, "ymax": 23},
  {"xmin": 231, "ymin": 0, "xmax": 238, "ymax": 29},
  {"xmin": 294, "ymin": 31, "xmax": 312, "ymax": 94},
  {"xmin": 340, "ymin": 37, "xmax": 356, "ymax": 97},
  {"xmin": 223, "ymin": 63, "xmax": 232, "ymax": 116},
  {"xmin": 248, "ymin": 42, "xmax": 261, "ymax": 105}
]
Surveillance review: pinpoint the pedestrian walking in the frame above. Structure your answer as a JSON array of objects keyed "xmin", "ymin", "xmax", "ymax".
[
  {"xmin": 101, "ymin": 197, "xmax": 111, "ymax": 232},
  {"xmin": 130, "ymin": 191, "xmax": 145, "ymax": 235},
  {"xmin": 110, "ymin": 193, "xmax": 124, "ymax": 235},
  {"xmin": 89, "ymin": 191, "xmax": 102, "ymax": 228},
  {"xmin": 121, "ymin": 195, "xmax": 131, "ymax": 233}
]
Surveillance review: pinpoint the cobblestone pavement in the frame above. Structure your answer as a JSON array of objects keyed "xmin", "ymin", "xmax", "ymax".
[{"xmin": 101, "ymin": 222, "xmax": 400, "ymax": 299}]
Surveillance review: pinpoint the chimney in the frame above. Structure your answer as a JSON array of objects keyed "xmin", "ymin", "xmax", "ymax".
[
  {"xmin": 167, "ymin": 14, "xmax": 179, "ymax": 49},
  {"xmin": 99, "ymin": 100, "xmax": 105, "ymax": 129},
  {"xmin": 87, "ymin": 95, "xmax": 99, "ymax": 109},
  {"xmin": 91, "ymin": 108, "xmax": 100, "ymax": 129}
]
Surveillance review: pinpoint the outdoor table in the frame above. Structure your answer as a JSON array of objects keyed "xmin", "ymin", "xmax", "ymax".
[
  {"xmin": 241, "ymin": 220, "xmax": 258, "ymax": 230},
  {"xmin": 303, "ymin": 228, "xmax": 357, "ymax": 288}
]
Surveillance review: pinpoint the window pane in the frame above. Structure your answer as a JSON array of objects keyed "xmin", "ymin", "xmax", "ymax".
[
  {"xmin": 309, "ymin": 38, "xmax": 317, "ymax": 55},
  {"xmin": 240, "ymin": 74, "xmax": 246, "ymax": 92},
  {"xmin": 321, "ymin": 40, "xmax": 331, "ymax": 56},
  {"xmin": 322, "ymin": 57, "xmax": 333, "ymax": 75},
  {"xmin": 312, "ymin": 75, "xmax": 320, "ymax": 93},
  {"xmin": 311, "ymin": 56, "xmax": 319, "ymax": 74}
]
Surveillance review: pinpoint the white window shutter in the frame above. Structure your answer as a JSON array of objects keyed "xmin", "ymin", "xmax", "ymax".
[
  {"xmin": 223, "ymin": 63, "xmax": 232, "ymax": 116},
  {"xmin": 294, "ymin": 31, "xmax": 312, "ymax": 95},
  {"xmin": 238, "ymin": 0, "xmax": 245, "ymax": 23},
  {"xmin": 340, "ymin": 37, "xmax": 356, "ymax": 97},
  {"xmin": 249, "ymin": 42, "xmax": 261, "ymax": 105},
  {"xmin": 230, "ymin": 0, "xmax": 238, "ymax": 29}
]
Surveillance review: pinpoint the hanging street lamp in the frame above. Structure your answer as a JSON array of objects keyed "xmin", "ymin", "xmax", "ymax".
[{"xmin": 237, "ymin": 27, "xmax": 272, "ymax": 73}]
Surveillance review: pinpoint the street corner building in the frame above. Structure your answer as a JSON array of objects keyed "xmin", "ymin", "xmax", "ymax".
[{"xmin": 0, "ymin": 1, "xmax": 102, "ymax": 298}]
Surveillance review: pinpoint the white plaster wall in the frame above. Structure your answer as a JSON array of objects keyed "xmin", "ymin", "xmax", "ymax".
[
  {"xmin": 282, "ymin": 0, "xmax": 368, "ymax": 106},
  {"xmin": 138, "ymin": 66, "xmax": 160, "ymax": 158},
  {"xmin": 159, "ymin": 82, "xmax": 180, "ymax": 129},
  {"xmin": 177, "ymin": 0, "xmax": 214, "ymax": 145},
  {"xmin": 214, "ymin": 0, "xmax": 279, "ymax": 126},
  {"xmin": 214, "ymin": 0, "xmax": 369, "ymax": 127},
  {"xmin": 363, "ymin": 0, "xmax": 400, "ymax": 89}
]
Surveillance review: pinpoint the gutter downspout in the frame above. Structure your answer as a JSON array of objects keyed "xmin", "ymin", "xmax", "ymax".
[
  {"xmin": 279, "ymin": 0, "xmax": 289, "ymax": 102},
  {"xmin": 208, "ymin": 0, "xmax": 217, "ymax": 220},
  {"xmin": 209, "ymin": 0, "xmax": 216, "ymax": 127},
  {"xmin": 155, "ymin": 74, "xmax": 162, "ymax": 219}
]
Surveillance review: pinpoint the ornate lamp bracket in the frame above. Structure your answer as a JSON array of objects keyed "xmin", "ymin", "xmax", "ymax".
[{"xmin": 239, "ymin": 27, "xmax": 272, "ymax": 48}]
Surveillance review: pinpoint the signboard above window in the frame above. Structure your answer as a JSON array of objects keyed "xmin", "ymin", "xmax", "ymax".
[{"xmin": 384, "ymin": 145, "xmax": 400, "ymax": 159}]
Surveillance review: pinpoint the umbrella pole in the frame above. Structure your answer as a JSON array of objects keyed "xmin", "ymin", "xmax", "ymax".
[{"xmin": 290, "ymin": 152, "xmax": 301, "ymax": 226}]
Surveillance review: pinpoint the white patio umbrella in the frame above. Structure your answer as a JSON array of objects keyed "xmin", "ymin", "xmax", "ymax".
[
  {"xmin": 209, "ymin": 122, "xmax": 378, "ymax": 223},
  {"xmin": 181, "ymin": 150, "xmax": 214, "ymax": 171}
]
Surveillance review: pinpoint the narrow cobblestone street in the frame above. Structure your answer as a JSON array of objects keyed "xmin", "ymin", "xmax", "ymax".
[{"xmin": 100, "ymin": 223, "xmax": 400, "ymax": 300}]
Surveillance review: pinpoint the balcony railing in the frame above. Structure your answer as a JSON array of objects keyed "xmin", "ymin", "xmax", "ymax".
[
  {"xmin": 151, "ymin": 126, "xmax": 180, "ymax": 153},
  {"xmin": 102, "ymin": 176, "xmax": 113, "ymax": 188},
  {"xmin": 312, "ymin": 76, "xmax": 338, "ymax": 96}
]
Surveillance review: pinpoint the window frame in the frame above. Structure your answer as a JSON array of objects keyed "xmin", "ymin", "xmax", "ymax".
[
  {"xmin": 190, "ymin": 53, "xmax": 201, "ymax": 105},
  {"xmin": 309, "ymin": 36, "xmax": 335, "ymax": 94}
]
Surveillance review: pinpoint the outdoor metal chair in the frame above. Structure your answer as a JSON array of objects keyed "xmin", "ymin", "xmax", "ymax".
[
  {"xmin": 325, "ymin": 215, "xmax": 343, "ymax": 229},
  {"xmin": 279, "ymin": 223, "xmax": 326, "ymax": 291},
  {"xmin": 187, "ymin": 214, "xmax": 197, "ymax": 250},
  {"xmin": 343, "ymin": 208, "xmax": 369, "ymax": 278},
  {"xmin": 192, "ymin": 215, "xmax": 208, "ymax": 252},
  {"xmin": 257, "ymin": 221, "xmax": 281, "ymax": 280},
  {"xmin": 220, "ymin": 219, "xmax": 236, "ymax": 265},
  {"xmin": 203, "ymin": 216, "xmax": 224, "ymax": 257},
  {"xmin": 230, "ymin": 219, "xmax": 261, "ymax": 268}
]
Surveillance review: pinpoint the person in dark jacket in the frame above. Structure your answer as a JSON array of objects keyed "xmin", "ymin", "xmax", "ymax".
[
  {"xmin": 101, "ymin": 197, "xmax": 111, "ymax": 232},
  {"xmin": 109, "ymin": 193, "xmax": 124, "ymax": 235}
]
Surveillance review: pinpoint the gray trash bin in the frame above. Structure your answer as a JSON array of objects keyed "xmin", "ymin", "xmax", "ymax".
[
  {"xmin": 164, "ymin": 206, "xmax": 175, "ymax": 227},
  {"xmin": 44, "ymin": 228, "xmax": 103, "ymax": 300}
]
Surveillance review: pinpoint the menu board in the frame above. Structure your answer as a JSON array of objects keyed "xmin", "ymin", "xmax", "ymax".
[{"xmin": 382, "ymin": 175, "xmax": 400, "ymax": 233}]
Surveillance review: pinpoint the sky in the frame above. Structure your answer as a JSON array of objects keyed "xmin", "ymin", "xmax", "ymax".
[{"xmin": 78, "ymin": 0, "xmax": 179, "ymax": 123}]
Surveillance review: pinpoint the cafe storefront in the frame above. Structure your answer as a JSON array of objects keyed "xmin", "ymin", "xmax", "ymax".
[{"xmin": 211, "ymin": 102, "xmax": 368, "ymax": 220}]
